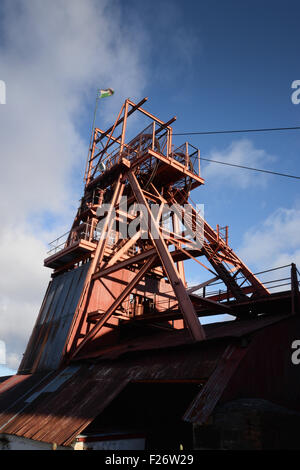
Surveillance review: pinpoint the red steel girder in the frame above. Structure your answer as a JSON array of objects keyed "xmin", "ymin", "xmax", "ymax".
[{"xmin": 127, "ymin": 170, "xmax": 205, "ymax": 342}]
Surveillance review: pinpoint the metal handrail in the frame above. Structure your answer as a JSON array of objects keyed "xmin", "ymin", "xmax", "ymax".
[
  {"xmin": 47, "ymin": 223, "xmax": 102, "ymax": 255},
  {"xmin": 188, "ymin": 264, "xmax": 298, "ymax": 300},
  {"xmin": 93, "ymin": 124, "xmax": 200, "ymax": 179}
]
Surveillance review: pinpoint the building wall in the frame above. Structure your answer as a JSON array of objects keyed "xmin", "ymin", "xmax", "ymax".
[
  {"xmin": 0, "ymin": 434, "xmax": 70, "ymax": 450},
  {"xmin": 220, "ymin": 316, "xmax": 300, "ymax": 412},
  {"xmin": 73, "ymin": 437, "xmax": 145, "ymax": 450}
]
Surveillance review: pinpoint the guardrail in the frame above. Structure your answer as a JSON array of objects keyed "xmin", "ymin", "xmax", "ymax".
[
  {"xmin": 91, "ymin": 122, "xmax": 201, "ymax": 179},
  {"xmin": 47, "ymin": 224, "xmax": 100, "ymax": 256},
  {"xmin": 188, "ymin": 263, "xmax": 300, "ymax": 300},
  {"xmin": 47, "ymin": 223, "xmax": 119, "ymax": 257}
]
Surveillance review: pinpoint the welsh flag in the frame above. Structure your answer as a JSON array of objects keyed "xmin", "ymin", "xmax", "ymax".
[{"xmin": 98, "ymin": 88, "xmax": 114, "ymax": 98}]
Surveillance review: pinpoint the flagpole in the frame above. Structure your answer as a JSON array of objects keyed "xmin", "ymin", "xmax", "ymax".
[
  {"xmin": 90, "ymin": 89, "xmax": 100, "ymax": 146},
  {"xmin": 84, "ymin": 90, "xmax": 100, "ymax": 183},
  {"xmin": 84, "ymin": 88, "xmax": 114, "ymax": 184}
]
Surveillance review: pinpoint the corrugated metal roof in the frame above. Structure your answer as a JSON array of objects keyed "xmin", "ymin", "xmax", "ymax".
[
  {"xmin": 0, "ymin": 372, "xmax": 54, "ymax": 431},
  {"xmin": 0, "ymin": 376, "xmax": 13, "ymax": 384},
  {"xmin": 0, "ymin": 339, "xmax": 226, "ymax": 446},
  {"xmin": 19, "ymin": 262, "xmax": 90, "ymax": 373},
  {"xmin": 0, "ymin": 312, "xmax": 293, "ymax": 447}
]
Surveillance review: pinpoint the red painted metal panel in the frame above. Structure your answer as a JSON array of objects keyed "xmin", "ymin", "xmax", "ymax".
[{"xmin": 219, "ymin": 314, "xmax": 300, "ymax": 412}]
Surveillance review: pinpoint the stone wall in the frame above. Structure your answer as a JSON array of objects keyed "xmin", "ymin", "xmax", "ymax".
[{"xmin": 193, "ymin": 398, "xmax": 300, "ymax": 450}]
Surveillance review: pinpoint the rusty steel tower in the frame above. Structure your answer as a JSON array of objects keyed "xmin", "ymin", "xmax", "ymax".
[{"xmin": 19, "ymin": 97, "xmax": 272, "ymax": 373}]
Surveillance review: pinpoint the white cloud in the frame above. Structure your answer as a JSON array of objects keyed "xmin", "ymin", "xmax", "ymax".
[
  {"xmin": 202, "ymin": 139, "xmax": 276, "ymax": 189},
  {"xmin": 0, "ymin": 0, "xmax": 147, "ymax": 370},
  {"xmin": 238, "ymin": 206, "xmax": 300, "ymax": 293},
  {"xmin": 239, "ymin": 206, "xmax": 300, "ymax": 269},
  {"xmin": 0, "ymin": 365, "xmax": 17, "ymax": 377}
]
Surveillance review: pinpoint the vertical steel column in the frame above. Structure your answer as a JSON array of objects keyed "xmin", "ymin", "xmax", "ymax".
[
  {"xmin": 291, "ymin": 263, "xmax": 299, "ymax": 314},
  {"xmin": 85, "ymin": 128, "xmax": 98, "ymax": 186},
  {"xmin": 172, "ymin": 212, "xmax": 186, "ymax": 286},
  {"xmin": 120, "ymin": 99, "xmax": 129, "ymax": 155},
  {"xmin": 128, "ymin": 171, "xmax": 205, "ymax": 341}
]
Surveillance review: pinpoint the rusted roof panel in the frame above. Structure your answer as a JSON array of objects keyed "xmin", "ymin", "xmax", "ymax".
[
  {"xmin": 0, "ymin": 376, "xmax": 13, "ymax": 384},
  {"xmin": 0, "ymin": 313, "xmax": 294, "ymax": 447},
  {"xmin": 0, "ymin": 339, "xmax": 226, "ymax": 446},
  {"xmin": 0, "ymin": 372, "xmax": 54, "ymax": 430},
  {"xmin": 0, "ymin": 374, "xmax": 30, "ymax": 397}
]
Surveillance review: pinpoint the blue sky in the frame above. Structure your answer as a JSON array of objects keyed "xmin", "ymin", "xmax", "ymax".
[
  {"xmin": 0, "ymin": 0, "xmax": 300, "ymax": 375},
  {"xmin": 82, "ymin": 0, "xmax": 300, "ymax": 279}
]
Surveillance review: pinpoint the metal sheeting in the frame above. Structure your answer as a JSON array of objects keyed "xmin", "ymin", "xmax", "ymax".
[
  {"xmin": 0, "ymin": 376, "xmax": 13, "ymax": 384},
  {"xmin": 0, "ymin": 372, "xmax": 53, "ymax": 430},
  {"xmin": 0, "ymin": 340, "xmax": 225, "ymax": 446},
  {"xmin": 2, "ymin": 313, "xmax": 294, "ymax": 447},
  {"xmin": 19, "ymin": 263, "xmax": 90, "ymax": 373},
  {"xmin": 0, "ymin": 375, "xmax": 29, "ymax": 396}
]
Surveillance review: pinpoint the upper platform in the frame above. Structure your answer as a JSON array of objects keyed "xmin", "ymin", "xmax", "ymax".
[{"xmin": 84, "ymin": 97, "xmax": 204, "ymax": 195}]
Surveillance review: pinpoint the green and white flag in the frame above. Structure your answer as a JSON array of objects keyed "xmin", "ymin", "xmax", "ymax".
[{"xmin": 98, "ymin": 88, "xmax": 114, "ymax": 98}]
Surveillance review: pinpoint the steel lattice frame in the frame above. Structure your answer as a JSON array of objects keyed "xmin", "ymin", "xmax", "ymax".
[{"xmin": 42, "ymin": 98, "xmax": 270, "ymax": 364}]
